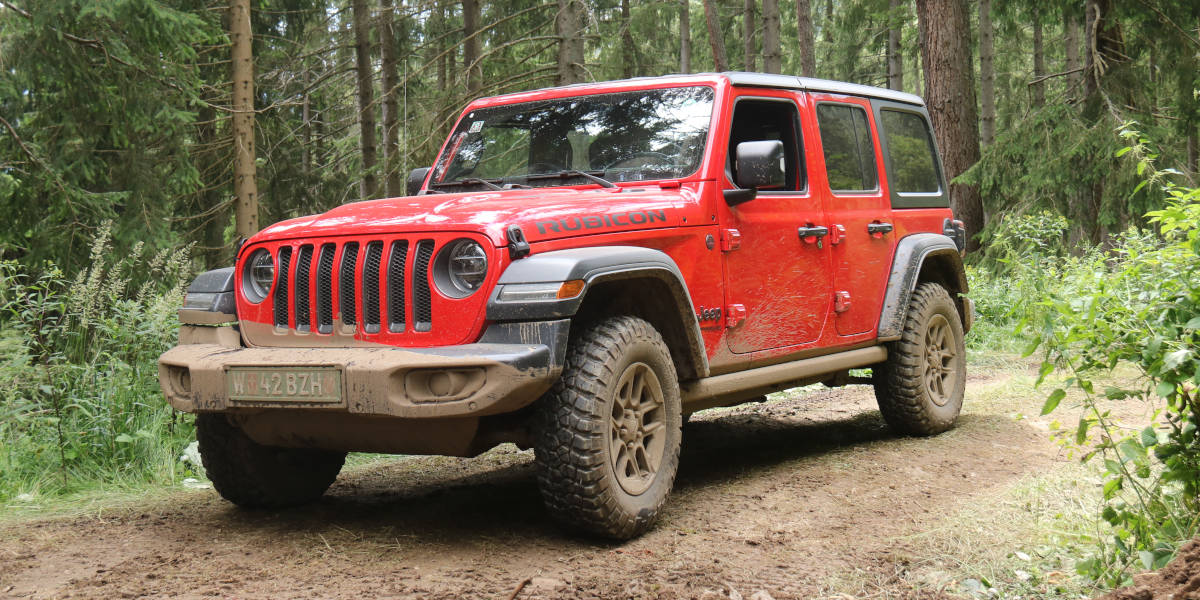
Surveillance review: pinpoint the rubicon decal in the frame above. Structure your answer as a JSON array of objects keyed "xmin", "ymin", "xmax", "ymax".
[{"xmin": 535, "ymin": 210, "xmax": 668, "ymax": 235}]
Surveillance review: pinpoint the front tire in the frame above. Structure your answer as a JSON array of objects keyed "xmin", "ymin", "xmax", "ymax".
[
  {"xmin": 534, "ymin": 316, "xmax": 683, "ymax": 539},
  {"xmin": 873, "ymin": 282, "xmax": 966, "ymax": 435},
  {"xmin": 196, "ymin": 414, "xmax": 346, "ymax": 508}
]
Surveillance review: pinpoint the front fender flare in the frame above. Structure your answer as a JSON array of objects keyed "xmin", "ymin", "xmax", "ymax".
[{"xmin": 486, "ymin": 246, "xmax": 708, "ymax": 378}]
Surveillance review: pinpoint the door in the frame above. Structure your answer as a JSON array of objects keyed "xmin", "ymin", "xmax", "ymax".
[
  {"xmin": 722, "ymin": 94, "xmax": 832, "ymax": 354},
  {"xmin": 809, "ymin": 95, "xmax": 896, "ymax": 336}
]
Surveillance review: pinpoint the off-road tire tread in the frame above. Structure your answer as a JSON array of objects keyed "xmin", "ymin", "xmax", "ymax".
[
  {"xmin": 874, "ymin": 282, "xmax": 965, "ymax": 436},
  {"xmin": 534, "ymin": 316, "xmax": 681, "ymax": 539},
  {"xmin": 196, "ymin": 414, "xmax": 346, "ymax": 508}
]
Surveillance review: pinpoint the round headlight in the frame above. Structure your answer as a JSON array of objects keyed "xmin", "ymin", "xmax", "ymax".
[
  {"xmin": 242, "ymin": 248, "xmax": 275, "ymax": 303},
  {"xmin": 434, "ymin": 239, "xmax": 488, "ymax": 298}
]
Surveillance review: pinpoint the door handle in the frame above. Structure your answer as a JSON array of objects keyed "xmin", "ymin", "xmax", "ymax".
[
  {"xmin": 798, "ymin": 225, "xmax": 829, "ymax": 248},
  {"xmin": 797, "ymin": 225, "xmax": 829, "ymax": 240},
  {"xmin": 867, "ymin": 222, "xmax": 894, "ymax": 236}
]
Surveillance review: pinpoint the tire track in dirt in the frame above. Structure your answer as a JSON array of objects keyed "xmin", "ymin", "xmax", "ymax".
[{"xmin": 0, "ymin": 371, "xmax": 1060, "ymax": 599}]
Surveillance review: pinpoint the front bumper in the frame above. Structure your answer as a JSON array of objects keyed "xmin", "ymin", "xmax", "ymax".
[{"xmin": 158, "ymin": 339, "xmax": 561, "ymax": 419}]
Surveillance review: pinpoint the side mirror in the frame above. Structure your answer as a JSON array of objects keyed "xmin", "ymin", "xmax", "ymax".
[
  {"xmin": 407, "ymin": 167, "xmax": 431, "ymax": 196},
  {"xmin": 734, "ymin": 140, "xmax": 786, "ymax": 189}
]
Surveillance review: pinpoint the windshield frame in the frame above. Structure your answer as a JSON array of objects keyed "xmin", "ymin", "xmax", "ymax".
[{"xmin": 426, "ymin": 82, "xmax": 720, "ymax": 192}]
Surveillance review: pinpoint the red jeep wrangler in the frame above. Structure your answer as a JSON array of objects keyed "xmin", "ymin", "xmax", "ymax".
[{"xmin": 160, "ymin": 72, "xmax": 972, "ymax": 539}]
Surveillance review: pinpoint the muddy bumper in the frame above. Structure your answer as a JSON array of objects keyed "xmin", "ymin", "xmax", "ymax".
[{"xmin": 158, "ymin": 336, "xmax": 563, "ymax": 420}]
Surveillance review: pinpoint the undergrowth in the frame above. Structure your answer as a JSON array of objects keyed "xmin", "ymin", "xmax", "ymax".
[
  {"xmin": 0, "ymin": 222, "xmax": 197, "ymax": 501},
  {"xmin": 962, "ymin": 126, "xmax": 1200, "ymax": 587}
]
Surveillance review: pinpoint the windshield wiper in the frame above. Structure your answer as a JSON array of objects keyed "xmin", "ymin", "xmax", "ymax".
[
  {"xmin": 431, "ymin": 177, "xmax": 503, "ymax": 191},
  {"xmin": 524, "ymin": 169, "xmax": 617, "ymax": 189}
]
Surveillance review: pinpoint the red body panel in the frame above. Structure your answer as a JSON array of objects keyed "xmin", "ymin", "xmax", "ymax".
[{"xmin": 233, "ymin": 74, "xmax": 955, "ymax": 374}]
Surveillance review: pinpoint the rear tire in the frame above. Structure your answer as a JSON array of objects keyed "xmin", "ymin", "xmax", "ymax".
[
  {"xmin": 196, "ymin": 414, "xmax": 346, "ymax": 508},
  {"xmin": 534, "ymin": 316, "xmax": 682, "ymax": 539},
  {"xmin": 873, "ymin": 282, "xmax": 966, "ymax": 436}
]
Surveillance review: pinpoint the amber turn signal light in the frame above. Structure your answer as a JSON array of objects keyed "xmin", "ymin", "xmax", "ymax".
[{"xmin": 557, "ymin": 280, "xmax": 585, "ymax": 299}]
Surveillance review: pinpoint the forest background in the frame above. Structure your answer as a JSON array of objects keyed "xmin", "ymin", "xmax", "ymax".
[{"xmin": 2, "ymin": 0, "xmax": 1200, "ymax": 589}]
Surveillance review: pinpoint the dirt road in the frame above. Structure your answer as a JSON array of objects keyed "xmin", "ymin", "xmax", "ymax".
[{"xmin": 0, "ymin": 364, "xmax": 1068, "ymax": 599}]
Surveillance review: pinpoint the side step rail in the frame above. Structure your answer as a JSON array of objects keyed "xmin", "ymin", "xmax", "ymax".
[{"xmin": 680, "ymin": 346, "xmax": 887, "ymax": 413}]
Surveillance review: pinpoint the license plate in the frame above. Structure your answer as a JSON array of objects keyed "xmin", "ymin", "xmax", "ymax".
[{"xmin": 226, "ymin": 367, "xmax": 342, "ymax": 404}]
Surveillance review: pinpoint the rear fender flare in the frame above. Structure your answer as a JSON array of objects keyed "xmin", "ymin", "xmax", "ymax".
[{"xmin": 877, "ymin": 233, "xmax": 969, "ymax": 340}]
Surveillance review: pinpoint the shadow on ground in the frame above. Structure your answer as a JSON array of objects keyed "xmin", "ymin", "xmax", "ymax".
[{"xmin": 204, "ymin": 402, "xmax": 998, "ymax": 548}]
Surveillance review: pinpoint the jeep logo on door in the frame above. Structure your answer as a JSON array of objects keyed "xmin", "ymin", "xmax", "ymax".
[{"xmin": 534, "ymin": 210, "xmax": 668, "ymax": 235}]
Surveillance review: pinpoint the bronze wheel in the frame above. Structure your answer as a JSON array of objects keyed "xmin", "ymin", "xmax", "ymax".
[
  {"xmin": 609, "ymin": 362, "xmax": 667, "ymax": 496},
  {"xmin": 923, "ymin": 314, "xmax": 958, "ymax": 407},
  {"xmin": 534, "ymin": 316, "xmax": 682, "ymax": 539},
  {"xmin": 873, "ymin": 283, "xmax": 966, "ymax": 436}
]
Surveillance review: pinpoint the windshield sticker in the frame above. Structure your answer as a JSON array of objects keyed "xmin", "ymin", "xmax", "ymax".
[
  {"xmin": 535, "ymin": 210, "xmax": 668, "ymax": 235},
  {"xmin": 469, "ymin": 120, "xmax": 484, "ymax": 133}
]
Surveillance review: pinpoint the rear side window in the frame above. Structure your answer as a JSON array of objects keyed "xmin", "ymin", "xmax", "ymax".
[
  {"xmin": 816, "ymin": 103, "xmax": 877, "ymax": 192},
  {"xmin": 879, "ymin": 110, "xmax": 940, "ymax": 194}
]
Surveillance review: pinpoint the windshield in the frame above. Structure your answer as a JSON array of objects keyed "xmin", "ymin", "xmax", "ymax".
[{"xmin": 430, "ymin": 86, "xmax": 715, "ymax": 190}]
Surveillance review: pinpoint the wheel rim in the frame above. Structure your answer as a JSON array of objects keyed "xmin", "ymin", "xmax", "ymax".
[
  {"xmin": 609, "ymin": 362, "xmax": 667, "ymax": 496},
  {"xmin": 923, "ymin": 314, "xmax": 958, "ymax": 407}
]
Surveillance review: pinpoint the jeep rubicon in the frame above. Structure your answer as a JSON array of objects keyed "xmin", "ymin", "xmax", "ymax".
[{"xmin": 159, "ymin": 72, "xmax": 972, "ymax": 539}]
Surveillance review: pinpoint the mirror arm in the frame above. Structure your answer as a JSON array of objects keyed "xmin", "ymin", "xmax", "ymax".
[{"xmin": 724, "ymin": 188, "xmax": 758, "ymax": 206}]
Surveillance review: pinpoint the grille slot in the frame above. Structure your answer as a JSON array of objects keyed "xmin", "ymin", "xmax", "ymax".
[
  {"xmin": 339, "ymin": 242, "xmax": 359, "ymax": 326},
  {"xmin": 412, "ymin": 240, "xmax": 435, "ymax": 331},
  {"xmin": 316, "ymin": 244, "xmax": 335, "ymax": 334},
  {"xmin": 387, "ymin": 240, "xmax": 409, "ymax": 332},
  {"xmin": 273, "ymin": 246, "xmax": 292, "ymax": 328},
  {"xmin": 294, "ymin": 245, "xmax": 313, "ymax": 332},
  {"xmin": 363, "ymin": 241, "xmax": 384, "ymax": 333}
]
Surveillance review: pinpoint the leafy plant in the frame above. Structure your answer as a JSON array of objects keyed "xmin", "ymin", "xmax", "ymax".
[
  {"xmin": 0, "ymin": 222, "xmax": 195, "ymax": 500},
  {"xmin": 1029, "ymin": 128, "xmax": 1200, "ymax": 585}
]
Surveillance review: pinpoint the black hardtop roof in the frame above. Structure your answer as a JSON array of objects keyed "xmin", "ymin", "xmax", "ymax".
[
  {"xmin": 721, "ymin": 72, "xmax": 925, "ymax": 106},
  {"xmin": 479, "ymin": 72, "xmax": 926, "ymax": 108}
]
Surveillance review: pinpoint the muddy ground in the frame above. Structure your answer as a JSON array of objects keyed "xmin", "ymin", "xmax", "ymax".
[{"xmin": 0, "ymin": 364, "xmax": 1075, "ymax": 599}]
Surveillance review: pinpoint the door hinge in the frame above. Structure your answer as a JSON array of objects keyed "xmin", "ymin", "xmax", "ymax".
[
  {"xmin": 834, "ymin": 291, "xmax": 852, "ymax": 313},
  {"xmin": 726, "ymin": 303, "xmax": 747, "ymax": 328},
  {"xmin": 720, "ymin": 228, "xmax": 742, "ymax": 252}
]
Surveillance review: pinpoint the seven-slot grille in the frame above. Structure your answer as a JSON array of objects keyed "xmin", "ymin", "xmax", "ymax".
[{"xmin": 271, "ymin": 238, "xmax": 436, "ymax": 335}]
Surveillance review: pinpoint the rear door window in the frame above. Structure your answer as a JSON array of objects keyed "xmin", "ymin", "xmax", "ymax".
[
  {"xmin": 816, "ymin": 103, "xmax": 878, "ymax": 193},
  {"xmin": 879, "ymin": 109, "xmax": 940, "ymax": 194}
]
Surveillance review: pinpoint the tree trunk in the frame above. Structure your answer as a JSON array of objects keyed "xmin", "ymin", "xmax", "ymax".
[
  {"xmin": 978, "ymin": 0, "xmax": 995, "ymax": 146},
  {"xmin": 1084, "ymin": 0, "xmax": 1123, "ymax": 105},
  {"xmin": 435, "ymin": 0, "xmax": 447, "ymax": 91},
  {"xmin": 196, "ymin": 102, "xmax": 227, "ymax": 269},
  {"xmin": 887, "ymin": 0, "xmax": 903, "ymax": 90},
  {"xmin": 761, "ymin": 0, "xmax": 780, "ymax": 73},
  {"xmin": 230, "ymin": 0, "xmax": 257, "ymax": 238},
  {"xmin": 795, "ymin": 0, "xmax": 815, "ymax": 77},
  {"xmin": 622, "ymin": 0, "xmax": 638, "ymax": 77},
  {"xmin": 916, "ymin": 0, "xmax": 983, "ymax": 253},
  {"xmin": 821, "ymin": 0, "xmax": 833, "ymax": 67},
  {"xmin": 462, "ymin": 0, "xmax": 482, "ymax": 92},
  {"xmin": 1188, "ymin": 127, "xmax": 1199, "ymax": 180},
  {"xmin": 1064, "ymin": 8, "xmax": 1082, "ymax": 93},
  {"xmin": 555, "ymin": 0, "xmax": 587, "ymax": 84},
  {"xmin": 680, "ymin": 0, "xmax": 691, "ymax": 73},
  {"xmin": 911, "ymin": 36, "xmax": 922, "ymax": 97},
  {"xmin": 743, "ymin": 0, "xmax": 757, "ymax": 72},
  {"xmin": 352, "ymin": 0, "xmax": 378, "ymax": 200},
  {"xmin": 1080, "ymin": 0, "xmax": 1124, "ymax": 244},
  {"xmin": 702, "ymin": 0, "xmax": 728, "ymax": 71},
  {"xmin": 1031, "ymin": 10, "xmax": 1045, "ymax": 108},
  {"xmin": 380, "ymin": 0, "xmax": 402, "ymax": 197}
]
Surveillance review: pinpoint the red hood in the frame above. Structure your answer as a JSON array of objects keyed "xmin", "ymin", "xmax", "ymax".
[{"xmin": 249, "ymin": 185, "xmax": 698, "ymax": 247}]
